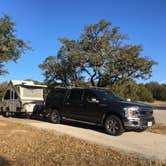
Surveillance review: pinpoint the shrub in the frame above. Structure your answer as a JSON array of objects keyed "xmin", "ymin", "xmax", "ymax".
[
  {"xmin": 111, "ymin": 80, "xmax": 139, "ymax": 101},
  {"xmin": 137, "ymin": 84, "xmax": 154, "ymax": 102},
  {"xmin": 146, "ymin": 82, "xmax": 166, "ymax": 101}
]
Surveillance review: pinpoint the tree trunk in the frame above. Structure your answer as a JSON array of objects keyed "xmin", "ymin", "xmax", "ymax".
[{"xmin": 90, "ymin": 72, "xmax": 97, "ymax": 87}]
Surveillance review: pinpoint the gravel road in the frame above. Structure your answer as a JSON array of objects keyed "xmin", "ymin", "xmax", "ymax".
[{"xmin": 1, "ymin": 109, "xmax": 166, "ymax": 162}]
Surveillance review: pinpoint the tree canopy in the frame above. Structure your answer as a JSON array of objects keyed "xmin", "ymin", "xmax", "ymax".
[
  {"xmin": 39, "ymin": 20, "xmax": 156, "ymax": 87},
  {"xmin": 146, "ymin": 82, "xmax": 166, "ymax": 101},
  {"xmin": 0, "ymin": 81, "xmax": 7, "ymax": 106},
  {"xmin": 0, "ymin": 15, "xmax": 30, "ymax": 74}
]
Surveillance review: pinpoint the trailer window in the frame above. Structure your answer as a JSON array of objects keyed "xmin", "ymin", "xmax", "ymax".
[
  {"xmin": 14, "ymin": 92, "xmax": 18, "ymax": 99},
  {"xmin": 11, "ymin": 91, "xmax": 14, "ymax": 99},
  {"xmin": 22, "ymin": 87, "xmax": 42, "ymax": 98},
  {"xmin": 4, "ymin": 90, "xmax": 10, "ymax": 99}
]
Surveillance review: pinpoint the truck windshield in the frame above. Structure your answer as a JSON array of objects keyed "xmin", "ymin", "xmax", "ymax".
[{"xmin": 95, "ymin": 89, "xmax": 124, "ymax": 102}]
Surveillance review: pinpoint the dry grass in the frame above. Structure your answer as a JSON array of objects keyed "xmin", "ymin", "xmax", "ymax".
[
  {"xmin": 0, "ymin": 119, "xmax": 165, "ymax": 166},
  {"xmin": 152, "ymin": 101, "xmax": 166, "ymax": 107},
  {"xmin": 142, "ymin": 101, "xmax": 166, "ymax": 107},
  {"xmin": 146, "ymin": 123, "xmax": 166, "ymax": 135}
]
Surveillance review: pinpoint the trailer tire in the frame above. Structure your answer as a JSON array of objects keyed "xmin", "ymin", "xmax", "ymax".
[
  {"xmin": 4, "ymin": 111, "xmax": 10, "ymax": 118},
  {"xmin": 26, "ymin": 113, "xmax": 32, "ymax": 119}
]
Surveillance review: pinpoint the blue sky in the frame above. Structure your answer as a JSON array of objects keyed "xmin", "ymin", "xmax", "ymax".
[{"xmin": 0, "ymin": 0, "xmax": 165, "ymax": 83}]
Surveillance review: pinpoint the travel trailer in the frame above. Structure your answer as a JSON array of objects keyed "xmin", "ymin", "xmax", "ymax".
[{"xmin": 1, "ymin": 80, "xmax": 47, "ymax": 117}]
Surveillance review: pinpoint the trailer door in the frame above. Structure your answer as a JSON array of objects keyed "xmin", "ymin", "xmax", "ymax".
[
  {"xmin": 3, "ymin": 90, "xmax": 10, "ymax": 111},
  {"xmin": 9, "ymin": 90, "xmax": 14, "ymax": 112},
  {"xmin": 9, "ymin": 91, "xmax": 19, "ymax": 112}
]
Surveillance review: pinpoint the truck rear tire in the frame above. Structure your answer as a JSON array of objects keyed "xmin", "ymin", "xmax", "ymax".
[
  {"xmin": 50, "ymin": 110, "xmax": 61, "ymax": 124},
  {"xmin": 104, "ymin": 115, "xmax": 124, "ymax": 136}
]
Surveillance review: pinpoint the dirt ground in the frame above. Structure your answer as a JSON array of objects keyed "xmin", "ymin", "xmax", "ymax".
[
  {"xmin": 0, "ymin": 108, "xmax": 165, "ymax": 165},
  {"xmin": 0, "ymin": 109, "xmax": 166, "ymax": 163},
  {"xmin": 1, "ymin": 118, "xmax": 165, "ymax": 166},
  {"xmin": 28, "ymin": 121, "xmax": 166, "ymax": 162},
  {"xmin": 153, "ymin": 109, "xmax": 166, "ymax": 125}
]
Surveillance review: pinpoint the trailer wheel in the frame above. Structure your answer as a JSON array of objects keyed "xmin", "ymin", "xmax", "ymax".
[
  {"xmin": 4, "ymin": 111, "xmax": 10, "ymax": 118},
  {"xmin": 26, "ymin": 113, "xmax": 32, "ymax": 119}
]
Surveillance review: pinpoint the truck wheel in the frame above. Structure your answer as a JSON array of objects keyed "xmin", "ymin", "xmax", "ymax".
[
  {"xmin": 104, "ymin": 115, "xmax": 124, "ymax": 136},
  {"xmin": 50, "ymin": 110, "xmax": 61, "ymax": 124}
]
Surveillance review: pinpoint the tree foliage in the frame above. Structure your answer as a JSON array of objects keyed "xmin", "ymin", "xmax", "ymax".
[
  {"xmin": 0, "ymin": 82, "xmax": 7, "ymax": 106},
  {"xmin": 0, "ymin": 15, "xmax": 30, "ymax": 74},
  {"xmin": 146, "ymin": 82, "xmax": 166, "ymax": 101},
  {"xmin": 111, "ymin": 79, "xmax": 139, "ymax": 101},
  {"xmin": 137, "ymin": 84, "xmax": 154, "ymax": 102},
  {"xmin": 110, "ymin": 81, "xmax": 155, "ymax": 102},
  {"xmin": 39, "ymin": 20, "xmax": 156, "ymax": 87}
]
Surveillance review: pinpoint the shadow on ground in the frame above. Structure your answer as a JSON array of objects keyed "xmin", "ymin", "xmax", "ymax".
[
  {"xmin": 8, "ymin": 114, "xmax": 108, "ymax": 134},
  {"xmin": 0, "ymin": 156, "xmax": 10, "ymax": 166},
  {"xmin": 1, "ymin": 113, "xmax": 145, "ymax": 134},
  {"xmin": 28, "ymin": 115, "xmax": 106, "ymax": 134},
  {"xmin": 12, "ymin": 115, "xmax": 137, "ymax": 135}
]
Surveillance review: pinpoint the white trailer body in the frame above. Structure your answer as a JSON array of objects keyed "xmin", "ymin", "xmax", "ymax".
[{"xmin": 1, "ymin": 80, "xmax": 47, "ymax": 117}]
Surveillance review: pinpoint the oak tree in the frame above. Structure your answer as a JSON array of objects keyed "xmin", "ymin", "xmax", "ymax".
[
  {"xmin": 40, "ymin": 20, "xmax": 156, "ymax": 87},
  {"xmin": 0, "ymin": 15, "xmax": 30, "ymax": 74}
]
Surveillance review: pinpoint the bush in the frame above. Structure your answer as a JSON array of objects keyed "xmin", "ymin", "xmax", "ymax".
[
  {"xmin": 110, "ymin": 81, "xmax": 154, "ymax": 102},
  {"xmin": 111, "ymin": 80, "xmax": 139, "ymax": 101},
  {"xmin": 0, "ymin": 82, "xmax": 7, "ymax": 106},
  {"xmin": 146, "ymin": 82, "xmax": 166, "ymax": 101},
  {"xmin": 137, "ymin": 84, "xmax": 154, "ymax": 102}
]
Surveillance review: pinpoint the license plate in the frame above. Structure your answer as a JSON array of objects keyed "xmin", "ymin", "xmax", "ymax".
[{"xmin": 148, "ymin": 121, "xmax": 152, "ymax": 127}]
